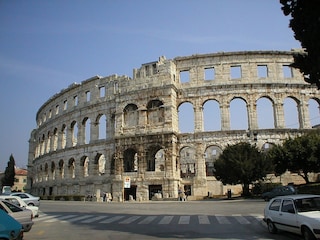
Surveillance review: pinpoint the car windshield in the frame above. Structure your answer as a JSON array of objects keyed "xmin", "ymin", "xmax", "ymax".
[{"xmin": 294, "ymin": 197, "xmax": 320, "ymax": 212}]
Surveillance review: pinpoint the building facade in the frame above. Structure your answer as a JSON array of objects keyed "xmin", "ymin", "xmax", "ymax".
[{"xmin": 27, "ymin": 51, "xmax": 320, "ymax": 201}]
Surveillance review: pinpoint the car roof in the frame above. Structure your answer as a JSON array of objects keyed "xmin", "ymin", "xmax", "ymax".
[{"xmin": 272, "ymin": 194, "xmax": 320, "ymax": 200}]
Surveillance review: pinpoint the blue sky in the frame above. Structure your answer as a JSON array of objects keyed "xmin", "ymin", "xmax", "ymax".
[{"xmin": 0, "ymin": 0, "xmax": 317, "ymax": 171}]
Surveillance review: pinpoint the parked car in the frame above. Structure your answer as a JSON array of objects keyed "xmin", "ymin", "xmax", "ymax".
[
  {"xmin": 0, "ymin": 199, "xmax": 34, "ymax": 232},
  {"xmin": 264, "ymin": 194, "xmax": 320, "ymax": 240},
  {"xmin": 10, "ymin": 192, "xmax": 40, "ymax": 207},
  {"xmin": 2, "ymin": 185, "xmax": 12, "ymax": 195},
  {"xmin": 0, "ymin": 209, "xmax": 23, "ymax": 240},
  {"xmin": 261, "ymin": 185, "xmax": 297, "ymax": 201},
  {"xmin": 0, "ymin": 195, "xmax": 39, "ymax": 217}
]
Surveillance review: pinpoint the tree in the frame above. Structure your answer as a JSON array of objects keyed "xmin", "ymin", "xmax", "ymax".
[
  {"xmin": 268, "ymin": 131, "xmax": 320, "ymax": 183},
  {"xmin": 280, "ymin": 0, "xmax": 320, "ymax": 89},
  {"xmin": 1, "ymin": 154, "xmax": 16, "ymax": 187},
  {"xmin": 214, "ymin": 142, "xmax": 272, "ymax": 196}
]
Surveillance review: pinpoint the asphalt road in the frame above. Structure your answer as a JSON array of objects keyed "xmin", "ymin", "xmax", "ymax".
[{"xmin": 23, "ymin": 199, "xmax": 302, "ymax": 240}]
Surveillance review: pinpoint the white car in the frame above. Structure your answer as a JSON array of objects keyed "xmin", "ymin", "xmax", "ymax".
[
  {"xmin": 0, "ymin": 195, "xmax": 39, "ymax": 217},
  {"xmin": 0, "ymin": 199, "xmax": 34, "ymax": 232},
  {"xmin": 10, "ymin": 192, "xmax": 40, "ymax": 207},
  {"xmin": 264, "ymin": 194, "xmax": 320, "ymax": 240}
]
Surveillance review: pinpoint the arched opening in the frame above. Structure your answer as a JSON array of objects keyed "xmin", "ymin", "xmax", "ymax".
[
  {"xmin": 180, "ymin": 146, "xmax": 196, "ymax": 178},
  {"xmin": 178, "ymin": 102, "xmax": 194, "ymax": 133},
  {"xmin": 257, "ymin": 97, "xmax": 274, "ymax": 129},
  {"xmin": 284, "ymin": 97, "xmax": 299, "ymax": 128},
  {"xmin": 147, "ymin": 99, "xmax": 164, "ymax": 124},
  {"xmin": 98, "ymin": 114, "xmax": 107, "ymax": 139},
  {"xmin": 123, "ymin": 148, "xmax": 138, "ymax": 172},
  {"xmin": 124, "ymin": 104, "xmax": 138, "ymax": 127},
  {"xmin": 203, "ymin": 100, "xmax": 221, "ymax": 131},
  {"xmin": 230, "ymin": 98, "xmax": 248, "ymax": 130},
  {"xmin": 205, "ymin": 145, "xmax": 222, "ymax": 176},
  {"xmin": 308, "ymin": 98, "xmax": 320, "ymax": 127}
]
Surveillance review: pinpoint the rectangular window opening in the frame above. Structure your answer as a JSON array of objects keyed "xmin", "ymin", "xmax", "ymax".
[
  {"xmin": 230, "ymin": 66, "xmax": 242, "ymax": 79},
  {"xmin": 73, "ymin": 95, "xmax": 78, "ymax": 106},
  {"xmin": 205, "ymin": 67, "xmax": 215, "ymax": 80},
  {"xmin": 283, "ymin": 65, "xmax": 293, "ymax": 78},
  {"xmin": 55, "ymin": 105, "xmax": 60, "ymax": 115},
  {"xmin": 257, "ymin": 65, "xmax": 268, "ymax": 78},
  {"xmin": 180, "ymin": 70, "xmax": 190, "ymax": 83},
  {"xmin": 63, "ymin": 100, "xmax": 67, "ymax": 110},
  {"xmin": 86, "ymin": 91, "xmax": 91, "ymax": 102},
  {"xmin": 99, "ymin": 86, "xmax": 105, "ymax": 98}
]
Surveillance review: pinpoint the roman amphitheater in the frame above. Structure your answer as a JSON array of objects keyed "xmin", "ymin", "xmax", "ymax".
[{"xmin": 27, "ymin": 50, "xmax": 320, "ymax": 201}]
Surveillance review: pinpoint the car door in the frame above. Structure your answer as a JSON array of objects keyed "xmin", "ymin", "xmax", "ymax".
[{"xmin": 279, "ymin": 199, "xmax": 300, "ymax": 235}]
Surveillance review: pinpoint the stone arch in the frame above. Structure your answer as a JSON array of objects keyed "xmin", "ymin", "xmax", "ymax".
[
  {"xmin": 96, "ymin": 114, "xmax": 107, "ymax": 139},
  {"xmin": 44, "ymin": 163, "xmax": 49, "ymax": 181},
  {"xmin": 178, "ymin": 101, "xmax": 194, "ymax": 133},
  {"xmin": 146, "ymin": 145, "xmax": 164, "ymax": 171},
  {"xmin": 257, "ymin": 96, "xmax": 275, "ymax": 129},
  {"xmin": 179, "ymin": 146, "xmax": 196, "ymax": 178},
  {"xmin": 230, "ymin": 97, "xmax": 248, "ymax": 130},
  {"xmin": 124, "ymin": 104, "xmax": 138, "ymax": 127},
  {"xmin": 51, "ymin": 161, "xmax": 56, "ymax": 180},
  {"xmin": 146, "ymin": 99, "xmax": 164, "ymax": 125},
  {"xmin": 308, "ymin": 97, "xmax": 320, "ymax": 127},
  {"xmin": 58, "ymin": 159, "xmax": 64, "ymax": 179},
  {"xmin": 61, "ymin": 124, "xmax": 67, "ymax": 149},
  {"xmin": 123, "ymin": 148, "xmax": 138, "ymax": 172},
  {"xmin": 203, "ymin": 99, "xmax": 221, "ymax": 131},
  {"xmin": 41, "ymin": 134, "xmax": 45, "ymax": 155},
  {"xmin": 53, "ymin": 128, "xmax": 58, "ymax": 151},
  {"xmin": 260, "ymin": 142, "xmax": 275, "ymax": 153},
  {"xmin": 82, "ymin": 117, "xmax": 91, "ymax": 144},
  {"xmin": 94, "ymin": 153, "xmax": 106, "ymax": 175},
  {"xmin": 80, "ymin": 156, "xmax": 89, "ymax": 177},
  {"xmin": 283, "ymin": 96, "xmax": 300, "ymax": 128},
  {"xmin": 68, "ymin": 158, "xmax": 75, "ymax": 178},
  {"xmin": 46, "ymin": 131, "xmax": 51, "ymax": 153},
  {"xmin": 204, "ymin": 145, "xmax": 222, "ymax": 176},
  {"xmin": 70, "ymin": 120, "xmax": 78, "ymax": 147}
]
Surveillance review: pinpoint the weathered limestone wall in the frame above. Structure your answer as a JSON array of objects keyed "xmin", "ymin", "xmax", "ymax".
[{"xmin": 27, "ymin": 51, "xmax": 320, "ymax": 201}]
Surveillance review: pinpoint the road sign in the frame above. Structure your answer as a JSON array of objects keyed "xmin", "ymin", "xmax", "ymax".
[{"xmin": 124, "ymin": 177, "xmax": 131, "ymax": 188}]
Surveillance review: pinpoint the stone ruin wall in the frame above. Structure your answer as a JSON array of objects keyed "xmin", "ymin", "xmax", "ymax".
[{"xmin": 27, "ymin": 50, "xmax": 320, "ymax": 201}]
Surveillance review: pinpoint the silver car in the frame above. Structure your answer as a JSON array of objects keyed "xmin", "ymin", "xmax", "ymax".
[
  {"xmin": 10, "ymin": 192, "xmax": 40, "ymax": 207},
  {"xmin": 264, "ymin": 194, "xmax": 320, "ymax": 240},
  {"xmin": 0, "ymin": 199, "xmax": 34, "ymax": 232}
]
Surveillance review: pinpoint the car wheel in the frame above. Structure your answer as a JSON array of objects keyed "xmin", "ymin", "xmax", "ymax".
[
  {"xmin": 27, "ymin": 202, "xmax": 34, "ymax": 206},
  {"xmin": 267, "ymin": 220, "xmax": 277, "ymax": 234},
  {"xmin": 302, "ymin": 227, "xmax": 316, "ymax": 240}
]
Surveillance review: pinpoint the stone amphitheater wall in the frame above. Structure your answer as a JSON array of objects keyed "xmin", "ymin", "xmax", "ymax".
[{"xmin": 27, "ymin": 51, "xmax": 320, "ymax": 201}]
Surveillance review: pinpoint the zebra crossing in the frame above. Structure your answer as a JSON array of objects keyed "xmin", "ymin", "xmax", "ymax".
[{"xmin": 34, "ymin": 213, "xmax": 264, "ymax": 225}]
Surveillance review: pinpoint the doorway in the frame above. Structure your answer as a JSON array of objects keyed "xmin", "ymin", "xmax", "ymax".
[
  {"xmin": 148, "ymin": 185, "xmax": 162, "ymax": 200},
  {"xmin": 124, "ymin": 185, "xmax": 137, "ymax": 201}
]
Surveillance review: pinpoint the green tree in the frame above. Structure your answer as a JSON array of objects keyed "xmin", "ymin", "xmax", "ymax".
[
  {"xmin": 214, "ymin": 142, "xmax": 272, "ymax": 196},
  {"xmin": 1, "ymin": 154, "xmax": 16, "ymax": 187},
  {"xmin": 280, "ymin": 0, "xmax": 320, "ymax": 89},
  {"xmin": 268, "ymin": 131, "xmax": 320, "ymax": 183}
]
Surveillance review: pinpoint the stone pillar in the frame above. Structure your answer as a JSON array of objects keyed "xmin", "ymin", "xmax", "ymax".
[
  {"xmin": 220, "ymin": 103, "xmax": 230, "ymax": 130},
  {"xmin": 107, "ymin": 115, "xmax": 114, "ymax": 139},
  {"xmin": 66, "ymin": 126, "xmax": 73, "ymax": 148},
  {"xmin": 194, "ymin": 103, "xmax": 203, "ymax": 132},
  {"xmin": 195, "ymin": 143, "xmax": 206, "ymax": 178},
  {"xmin": 274, "ymin": 101, "xmax": 285, "ymax": 128},
  {"xmin": 299, "ymin": 101, "xmax": 311, "ymax": 129},
  {"xmin": 78, "ymin": 122, "xmax": 85, "ymax": 145},
  {"xmin": 247, "ymin": 102, "xmax": 258, "ymax": 130},
  {"xmin": 91, "ymin": 121, "xmax": 99, "ymax": 141}
]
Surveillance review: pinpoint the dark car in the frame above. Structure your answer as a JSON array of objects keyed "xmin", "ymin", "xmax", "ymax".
[{"xmin": 262, "ymin": 185, "xmax": 297, "ymax": 201}]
